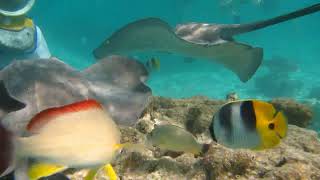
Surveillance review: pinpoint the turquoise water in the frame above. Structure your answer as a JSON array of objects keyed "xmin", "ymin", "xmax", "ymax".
[{"xmin": 29, "ymin": 1, "xmax": 320, "ymax": 132}]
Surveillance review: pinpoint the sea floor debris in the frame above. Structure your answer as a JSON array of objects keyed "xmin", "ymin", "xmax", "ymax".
[{"xmin": 64, "ymin": 96, "xmax": 319, "ymax": 180}]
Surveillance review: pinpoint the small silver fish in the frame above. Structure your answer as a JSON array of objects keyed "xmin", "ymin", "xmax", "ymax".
[{"xmin": 146, "ymin": 124, "xmax": 203, "ymax": 155}]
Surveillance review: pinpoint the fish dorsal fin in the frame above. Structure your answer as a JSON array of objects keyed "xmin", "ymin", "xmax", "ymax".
[{"xmin": 26, "ymin": 99, "xmax": 103, "ymax": 133}]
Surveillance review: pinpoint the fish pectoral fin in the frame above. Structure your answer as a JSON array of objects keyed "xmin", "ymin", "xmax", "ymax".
[
  {"xmin": 84, "ymin": 168, "xmax": 99, "ymax": 180},
  {"xmin": 28, "ymin": 163, "xmax": 67, "ymax": 180},
  {"xmin": 85, "ymin": 164, "xmax": 118, "ymax": 180},
  {"xmin": 104, "ymin": 164, "xmax": 118, "ymax": 180}
]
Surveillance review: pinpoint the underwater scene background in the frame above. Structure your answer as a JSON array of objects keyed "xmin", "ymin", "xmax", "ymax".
[{"xmin": 29, "ymin": 0, "xmax": 320, "ymax": 133}]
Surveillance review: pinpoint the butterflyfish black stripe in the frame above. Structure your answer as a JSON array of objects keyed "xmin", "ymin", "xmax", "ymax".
[
  {"xmin": 240, "ymin": 101, "xmax": 256, "ymax": 131},
  {"xmin": 219, "ymin": 103, "xmax": 233, "ymax": 140},
  {"xmin": 273, "ymin": 109, "xmax": 280, "ymax": 119},
  {"xmin": 209, "ymin": 120, "xmax": 216, "ymax": 141}
]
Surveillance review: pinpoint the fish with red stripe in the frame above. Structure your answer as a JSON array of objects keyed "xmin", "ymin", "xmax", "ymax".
[{"xmin": 0, "ymin": 99, "xmax": 138, "ymax": 180}]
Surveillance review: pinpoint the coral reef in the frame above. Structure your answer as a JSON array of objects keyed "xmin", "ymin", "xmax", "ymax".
[
  {"xmin": 64, "ymin": 96, "xmax": 319, "ymax": 180},
  {"xmin": 306, "ymin": 87, "xmax": 320, "ymax": 132},
  {"xmin": 254, "ymin": 73, "xmax": 303, "ymax": 98}
]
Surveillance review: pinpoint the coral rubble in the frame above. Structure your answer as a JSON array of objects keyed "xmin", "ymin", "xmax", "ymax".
[{"xmin": 46, "ymin": 97, "xmax": 320, "ymax": 179}]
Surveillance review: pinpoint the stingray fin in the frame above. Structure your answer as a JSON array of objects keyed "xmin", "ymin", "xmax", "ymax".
[
  {"xmin": 0, "ymin": 80, "xmax": 26, "ymax": 113},
  {"xmin": 84, "ymin": 55, "xmax": 149, "ymax": 89},
  {"xmin": 215, "ymin": 42, "xmax": 263, "ymax": 82},
  {"xmin": 27, "ymin": 162, "xmax": 67, "ymax": 180},
  {"xmin": 92, "ymin": 18, "xmax": 262, "ymax": 82},
  {"xmin": 84, "ymin": 56, "xmax": 152, "ymax": 126}
]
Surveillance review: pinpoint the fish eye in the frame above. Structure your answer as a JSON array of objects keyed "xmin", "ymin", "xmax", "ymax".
[{"xmin": 268, "ymin": 123, "xmax": 275, "ymax": 130}]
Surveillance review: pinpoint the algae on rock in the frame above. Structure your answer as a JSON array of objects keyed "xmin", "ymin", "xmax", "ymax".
[{"xmin": 64, "ymin": 96, "xmax": 319, "ymax": 180}]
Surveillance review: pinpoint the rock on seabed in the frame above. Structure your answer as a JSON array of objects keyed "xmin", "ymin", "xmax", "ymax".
[{"xmin": 66, "ymin": 96, "xmax": 319, "ymax": 180}]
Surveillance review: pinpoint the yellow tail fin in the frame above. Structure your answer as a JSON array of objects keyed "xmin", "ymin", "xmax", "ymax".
[
  {"xmin": 104, "ymin": 164, "xmax": 117, "ymax": 180},
  {"xmin": 84, "ymin": 168, "xmax": 99, "ymax": 180},
  {"xmin": 28, "ymin": 163, "xmax": 67, "ymax": 180},
  {"xmin": 84, "ymin": 164, "xmax": 118, "ymax": 180}
]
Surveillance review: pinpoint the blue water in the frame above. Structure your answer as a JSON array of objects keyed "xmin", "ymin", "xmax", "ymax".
[{"xmin": 29, "ymin": 0, "xmax": 320, "ymax": 132}]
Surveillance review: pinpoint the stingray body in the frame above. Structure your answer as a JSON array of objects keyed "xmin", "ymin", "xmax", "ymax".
[
  {"xmin": 0, "ymin": 56, "xmax": 151, "ymax": 135},
  {"xmin": 94, "ymin": 3, "xmax": 320, "ymax": 82},
  {"xmin": 94, "ymin": 18, "xmax": 262, "ymax": 82},
  {"xmin": 0, "ymin": 81, "xmax": 26, "ymax": 119}
]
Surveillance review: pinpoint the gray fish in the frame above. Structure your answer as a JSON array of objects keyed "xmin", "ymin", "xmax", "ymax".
[
  {"xmin": 146, "ymin": 124, "xmax": 203, "ymax": 155},
  {"xmin": 0, "ymin": 56, "xmax": 151, "ymax": 135},
  {"xmin": 94, "ymin": 3, "xmax": 320, "ymax": 82}
]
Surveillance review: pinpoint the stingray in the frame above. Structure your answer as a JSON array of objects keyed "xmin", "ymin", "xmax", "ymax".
[
  {"xmin": 0, "ymin": 81, "xmax": 26, "ymax": 119},
  {"xmin": 94, "ymin": 3, "xmax": 320, "ymax": 82},
  {"xmin": 0, "ymin": 56, "xmax": 151, "ymax": 135}
]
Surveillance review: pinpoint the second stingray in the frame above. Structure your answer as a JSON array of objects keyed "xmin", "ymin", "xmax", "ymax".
[
  {"xmin": 0, "ymin": 56, "xmax": 151, "ymax": 135},
  {"xmin": 94, "ymin": 3, "xmax": 320, "ymax": 82}
]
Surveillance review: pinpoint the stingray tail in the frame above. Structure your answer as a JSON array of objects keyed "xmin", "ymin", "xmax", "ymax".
[
  {"xmin": 0, "ymin": 122, "xmax": 16, "ymax": 177},
  {"xmin": 223, "ymin": 3, "xmax": 320, "ymax": 37}
]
